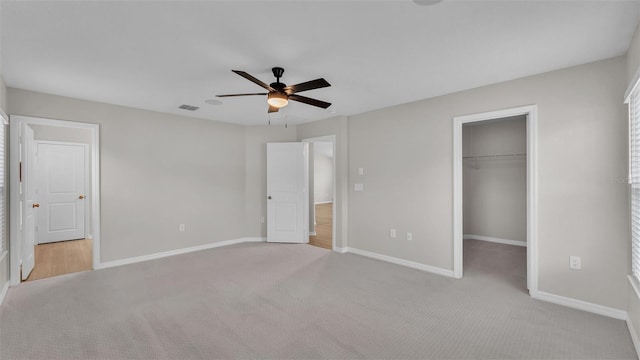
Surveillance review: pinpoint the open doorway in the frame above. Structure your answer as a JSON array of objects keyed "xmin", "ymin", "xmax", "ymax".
[
  {"xmin": 303, "ymin": 135, "xmax": 336, "ymax": 251},
  {"xmin": 453, "ymin": 105, "xmax": 538, "ymax": 293},
  {"xmin": 462, "ymin": 116, "xmax": 527, "ymax": 290},
  {"xmin": 26, "ymin": 138, "xmax": 91, "ymax": 281},
  {"xmin": 10, "ymin": 116, "xmax": 100, "ymax": 285}
]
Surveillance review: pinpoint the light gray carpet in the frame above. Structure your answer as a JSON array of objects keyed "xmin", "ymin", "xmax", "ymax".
[{"xmin": 0, "ymin": 240, "xmax": 637, "ymax": 359}]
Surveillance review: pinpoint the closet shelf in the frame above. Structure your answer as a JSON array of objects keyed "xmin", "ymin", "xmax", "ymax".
[{"xmin": 463, "ymin": 153, "xmax": 526, "ymax": 159}]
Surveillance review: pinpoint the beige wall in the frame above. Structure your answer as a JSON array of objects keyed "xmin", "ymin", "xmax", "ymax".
[
  {"xmin": 244, "ymin": 125, "xmax": 298, "ymax": 237},
  {"xmin": 297, "ymin": 116, "xmax": 349, "ymax": 249},
  {"xmin": 463, "ymin": 117, "xmax": 527, "ymax": 243},
  {"xmin": 9, "ymin": 88, "xmax": 249, "ymax": 262},
  {"xmin": 348, "ymin": 56, "xmax": 628, "ymax": 309}
]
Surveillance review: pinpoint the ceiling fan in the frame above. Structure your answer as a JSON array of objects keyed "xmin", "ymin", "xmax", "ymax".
[{"xmin": 217, "ymin": 67, "xmax": 331, "ymax": 113}]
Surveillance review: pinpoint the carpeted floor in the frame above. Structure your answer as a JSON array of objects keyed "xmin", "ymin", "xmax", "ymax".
[{"xmin": 0, "ymin": 240, "xmax": 637, "ymax": 359}]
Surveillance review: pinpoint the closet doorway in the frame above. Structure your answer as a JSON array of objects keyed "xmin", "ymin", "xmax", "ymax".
[
  {"xmin": 453, "ymin": 105, "xmax": 538, "ymax": 293},
  {"xmin": 463, "ymin": 116, "xmax": 527, "ymax": 290}
]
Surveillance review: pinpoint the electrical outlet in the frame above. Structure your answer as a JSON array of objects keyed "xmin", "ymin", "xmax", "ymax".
[
  {"xmin": 179, "ymin": 224, "xmax": 185, "ymax": 232},
  {"xmin": 406, "ymin": 232, "xmax": 413, "ymax": 241},
  {"xmin": 358, "ymin": 167, "xmax": 364, "ymax": 176},
  {"xmin": 569, "ymin": 256, "xmax": 581, "ymax": 270},
  {"xmin": 390, "ymin": 229, "xmax": 396, "ymax": 238}
]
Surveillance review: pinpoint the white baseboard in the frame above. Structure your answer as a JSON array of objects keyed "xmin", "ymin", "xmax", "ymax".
[
  {"xmin": 87, "ymin": 234, "xmax": 94, "ymax": 240},
  {"xmin": 529, "ymin": 290, "xmax": 627, "ymax": 320},
  {"xmin": 334, "ymin": 246, "xmax": 348, "ymax": 254},
  {"xmin": 627, "ymin": 313, "xmax": 640, "ymax": 359},
  {"xmin": 532, "ymin": 289, "xmax": 638, "ymax": 353},
  {"xmin": 0, "ymin": 281, "xmax": 9, "ymax": 306},
  {"xmin": 95, "ymin": 237, "xmax": 266, "ymax": 270},
  {"xmin": 464, "ymin": 234, "xmax": 526, "ymax": 247},
  {"xmin": 309, "ymin": 231, "xmax": 317, "ymax": 236},
  {"xmin": 628, "ymin": 276, "xmax": 640, "ymax": 356},
  {"xmin": 314, "ymin": 201, "xmax": 333, "ymax": 205},
  {"xmin": 345, "ymin": 247, "xmax": 455, "ymax": 278}
]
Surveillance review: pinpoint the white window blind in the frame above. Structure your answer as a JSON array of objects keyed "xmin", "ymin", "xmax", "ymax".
[
  {"xmin": 629, "ymin": 88, "xmax": 640, "ymax": 283},
  {"xmin": 0, "ymin": 119, "xmax": 5, "ymax": 254}
]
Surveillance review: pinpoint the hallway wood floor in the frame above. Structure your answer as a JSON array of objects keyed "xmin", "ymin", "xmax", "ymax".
[
  {"xmin": 309, "ymin": 202, "xmax": 332, "ymax": 250},
  {"xmin": 25, "ymin": 238, "xmax": 92, "ymax": 282}
]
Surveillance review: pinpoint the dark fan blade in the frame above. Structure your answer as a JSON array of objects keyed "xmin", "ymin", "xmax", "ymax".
[
  {"xmin": 284, "ymin": 78, "xmax": 330, "ymax": 94},
  {"xmin": 216, "ymin": 93, "xmax": 267, "ymax": 97},
  {"xmin": 289, "ymin": 94, "xmax": 331, "ymax": 109},
  {"xmin": 268, "ymin": 105, "xmax": 279, "ymax": 113},
  {"xmin": 232, "ymin": 70, "xmax": 274, "ymax": 91}
]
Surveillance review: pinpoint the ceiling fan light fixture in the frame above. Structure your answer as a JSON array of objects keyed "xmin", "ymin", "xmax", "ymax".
[{"xmin": 267, "ymin": 92, "xmax": 289, "ymax": 108}]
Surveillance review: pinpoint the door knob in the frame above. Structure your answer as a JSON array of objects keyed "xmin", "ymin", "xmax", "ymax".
[
  {"xmin": 78, "ymin": 195, "xmax": 85, "ymax": 200},
  {"xmin": 32, "ymin": 203, "xmax": 40, "ymax": 208},
  {"xmin": 268, "ymin": 196, "xmax": 272, "ymax": 200}
]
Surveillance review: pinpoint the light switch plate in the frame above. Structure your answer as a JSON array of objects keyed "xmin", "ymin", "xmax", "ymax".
[
  {"xmin": 358, "ymin": 167, "xmax": 364, "ymax": 176},
  {"xmin": 569, "ymin": 256, "xmax": 581, "ymax": 270},
  {"xmin": 354, "ymin": 183, "xmax": 364, "ymax": 191}
]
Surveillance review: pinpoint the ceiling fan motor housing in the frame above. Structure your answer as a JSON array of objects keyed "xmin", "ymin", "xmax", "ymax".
[
  {"xmin": 272, "ymin": 67, "xmax": 285, "ymax": 79},
  {"xmin": 270, "ymin": 82, "xmax": 286, "ymax": 91}
]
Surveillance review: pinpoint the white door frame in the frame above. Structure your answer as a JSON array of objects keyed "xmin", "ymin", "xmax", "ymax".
[
  {"xmin": 10, "ymin": 115, "xmax": 101, "ymax": 286},
  {"xmin": 302, "ymin": 135, "xmax": 337, "ymax": 252},
  {"xmin": 452, "ymin": 105, "xmax": 538, "ymax": 292},
  {"xmin": 35, "ymin": 140, "xmax": 90, "ymax": 244}
]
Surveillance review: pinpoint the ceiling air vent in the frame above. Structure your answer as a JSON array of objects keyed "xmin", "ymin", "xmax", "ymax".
[{"xmin": 178, "ymin": 104, "xmax": 200, "ymax": 111}]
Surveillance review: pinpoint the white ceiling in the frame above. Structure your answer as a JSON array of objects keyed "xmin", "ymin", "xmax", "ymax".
[{"xmin": 2, "ymin": 1, "xmax": 639, "ymax": 126}]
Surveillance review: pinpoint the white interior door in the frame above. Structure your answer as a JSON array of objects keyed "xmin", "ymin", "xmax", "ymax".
[
  {"xmin": 267, "ymin": 142, "xmax": 308, "ymax": 243},
  {"xmin": 21, "ymin": 125, "xmax": 36, "ymax": 280},
  {"xmin": 37, "ymin": 142, "xmax": 87, "ymax": 243}
]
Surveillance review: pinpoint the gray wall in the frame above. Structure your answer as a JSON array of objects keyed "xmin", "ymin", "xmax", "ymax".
[
  {"xmin": 297, "ymin": 116, "xmax": 349, "ymax": 249},
  {"xmin": 9, "ymin": 88, "xmax": 249, "ymax": 262},
  {"xmin": 348, "ymin": 56, "xmax": 628, "ymax": 310},
  {"xmin": 628, "ymin": 24, "xmax": 640, "ymax": 83},
  {"xmin": 463, "ymin": 117, "xmax": 526, "ymax": 243},
  {"xmin": 313, "ymin": 142, "xmax": 333, "ymax": 204},
  {"xmin": 0, "ymin": 75, "xmax": 6, "ymax": 113}
]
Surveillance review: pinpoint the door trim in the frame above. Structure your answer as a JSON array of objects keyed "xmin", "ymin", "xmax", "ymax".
[
  {"xmin": 302, "ymin": 135, "xmax": 337, "ymax": 252},
  {"xmin": 452, "ymin": 105, "xmax": 538, "ymax": 293},
  {"xmin": 34, "ymin": 140, "xmax": 90, "ymax": 244},
  {"xmin": 10, "ymin": 115, "xmax": 101, "ymax": 285}
]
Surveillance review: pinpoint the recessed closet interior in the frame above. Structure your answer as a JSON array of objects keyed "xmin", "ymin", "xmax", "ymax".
[{"xmin": 462, "ymin": 115, "xmax": 527, "ymax": 288}]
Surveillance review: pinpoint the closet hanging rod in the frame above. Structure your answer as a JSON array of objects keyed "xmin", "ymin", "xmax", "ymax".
[{"xmin": 462, "ymin": 153, "xmax": 526, "ymax": 159}]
